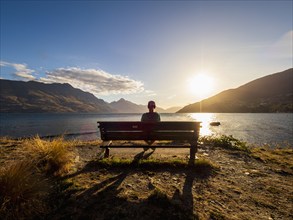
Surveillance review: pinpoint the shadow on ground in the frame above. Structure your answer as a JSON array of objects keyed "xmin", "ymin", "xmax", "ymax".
[{"xmin": 50, "ymin": 151, "xmax": 216, "ymax": 220}]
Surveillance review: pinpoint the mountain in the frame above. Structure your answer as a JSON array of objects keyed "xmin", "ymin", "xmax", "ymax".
[
  {"xmin": 109, "ymin": 98, "xmax": 146, "ymax": 113},
  {"xmin": 178, "ymin": 68, "xmax": 293, "ymax": 113},
  {"xmin": 109, "ymin": 98, "xmax": 180, "ymax": 113},
  {"xmin": 0, "ymin": 79, "xmax": 115, "ymax": 113},
  {"xmin": 164, "ymin": 106, "xmax": 182, "ymax": 113}
]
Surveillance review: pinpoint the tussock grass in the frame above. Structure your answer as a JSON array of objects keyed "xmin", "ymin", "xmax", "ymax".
[
  {"xmin": 0, "ymin": 160, "xmax": 49, "ymax": 219},
  {"xmin": 22, "ymin": 136, "xmax": 75, "ymax": 176},
  {"xmin": 0, "ymin": 136, "xmax": 77, "ymax": 218},
  {"xmin": 200, "ymin": 135, "xmax": 249, "ymax": 152},
  {"xmin": 0, "ymin": 137, "xmax": 23, "ymax": 152},
  {"xmin": 209, "ymin": 211, "xmax": 225, "ymax": 220}
]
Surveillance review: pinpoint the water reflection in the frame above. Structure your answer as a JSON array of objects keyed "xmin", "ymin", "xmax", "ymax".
[{"xmin": 188, "ymin": 113, "xmax": 215, "ymax": 136}]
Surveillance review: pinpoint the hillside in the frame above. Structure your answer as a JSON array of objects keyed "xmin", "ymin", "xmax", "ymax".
[
  {"xmin": 109, "ymin": 98, "xmax": 146, "ymax": 113},
  {"xmin": 0, "ymin": 80, "xmax": 115, "ymax": 113},
  {"xmin": 178, "ymin": 68, "xmax": 293, "ymax": 113},
  {"xmin": 0, "ymin": 80, "xmax": 180, "ymax": 113},
  {"xmin": 109, "ymin": 98, "xmax": 180, "ymax": 113}
]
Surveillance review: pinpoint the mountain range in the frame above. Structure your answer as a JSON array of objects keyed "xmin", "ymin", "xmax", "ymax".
[
  {"xmin": 0, "ymin": 80, "xmax": 180, "ymax": 113},
  {"xmin": 109, "ymin": 98, "xmax": 181, "ymax": 113},
  {"xmin": 0, "ymin": 80, "xmax": 114, "ymax": 113},
  {"xmin": 177, "ymin": 68, "xmax": 293, "ymax": 113},
  {"xmin": 1, "ymin": 68, "xmax": 292, "ymax": 113}
]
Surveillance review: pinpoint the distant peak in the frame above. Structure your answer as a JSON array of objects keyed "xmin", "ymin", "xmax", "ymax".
[
  {"xmin": 62, "ymin": 83, "xmax": 72, "ymax": 87},
  {"xmin": 110, "ymin": 98, "xmax": 127, "ymax": 104}
]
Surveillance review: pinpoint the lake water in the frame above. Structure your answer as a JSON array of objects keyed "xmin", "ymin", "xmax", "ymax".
[{"xmin": 0, "ymin": 113, "xmax": 292, "ymax": 147}]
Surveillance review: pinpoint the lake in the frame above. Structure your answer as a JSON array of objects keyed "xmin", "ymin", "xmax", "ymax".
[{"xmin": 0, "ymin": 113, "xmax": 292, "ymax": 147}]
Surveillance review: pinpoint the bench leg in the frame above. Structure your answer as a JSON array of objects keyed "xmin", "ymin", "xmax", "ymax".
[
  {"xmin": 101, "ymin": 141, "xmax": 112, "ymax": 158},
  {"xmin": 104, "ymin": 148, "xmax": 110, "ymax": 158},
  {"xmin": 188, "ymin": 143, "xmax": 198, "ymax": 166}
]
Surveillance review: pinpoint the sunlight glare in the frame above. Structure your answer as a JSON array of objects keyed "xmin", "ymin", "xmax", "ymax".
[
  {"xmin": 188, "ymin": 73, "xmax": 214, "ymax": 98},
  {"xmin": 189, "ymin": 113, "xmax": 215, "ymax": 136}
]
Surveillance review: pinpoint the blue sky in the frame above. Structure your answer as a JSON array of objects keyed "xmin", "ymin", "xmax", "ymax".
[{"xmin": 1, "ymin": 1, "xmax": 292, "ymax": 108}]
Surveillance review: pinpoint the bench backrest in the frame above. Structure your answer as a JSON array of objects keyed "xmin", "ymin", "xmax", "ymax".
[{"xmin": 98, "ymin": 121, "xmax": 201, "ymax": 141}]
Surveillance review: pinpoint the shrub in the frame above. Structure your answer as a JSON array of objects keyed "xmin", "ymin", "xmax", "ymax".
[
  {"xmin": 22, "ymin": 136, "xmax": 75, "ymax": 176},
  {"xmin": 0, "ymin": 160, "xmax": 49, "ymax": 219},
  {"xmin": 200, "ymin": 135, "xmax": 249, "ymax": 152}
]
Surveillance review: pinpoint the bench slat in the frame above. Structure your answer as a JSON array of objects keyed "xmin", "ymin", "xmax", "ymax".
[
  {"xmin": 98, "ymin": 121, "xmax": 201, "ymax": 131},
  {"xmin": 102, "ymin": 131, "xmax": 197, "ymax": 141},
  {"xmin": 100, "ymin": 145, "xmax": 190, "ymax": 148}
]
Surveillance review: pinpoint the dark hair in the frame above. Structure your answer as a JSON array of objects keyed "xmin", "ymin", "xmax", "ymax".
[{"xmin": 148, "ymin": 101, "xmax": 156, "ymax": 108}]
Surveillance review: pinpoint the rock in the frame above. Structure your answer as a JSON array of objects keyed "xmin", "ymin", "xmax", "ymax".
[{"xmin": 210, "ymin": 122, "xmax": 221, "ymax": 126}]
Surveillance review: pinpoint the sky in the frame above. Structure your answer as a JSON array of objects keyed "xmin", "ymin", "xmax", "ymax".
[{"xmin": 0, "ymin": 0, "xmax": 292, "ymax": 109}]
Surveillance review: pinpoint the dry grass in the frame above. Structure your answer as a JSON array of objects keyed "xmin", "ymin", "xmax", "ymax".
[
  {"xmin": 22, "ymin": 136, "xmax": 75, "ymax": 176},
  {"xmin": 251, "ymin": 146, "xmax": 293, "ymax": 174},
  {"xmin": 0, "ymin": 136, "xmax": 77, "ymax": 219},
  {"xmin": 0, "ymin": 160, "xmax": 50, "ymax": 219}
]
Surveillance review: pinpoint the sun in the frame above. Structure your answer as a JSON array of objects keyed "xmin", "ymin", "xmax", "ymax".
[{"xmin": 188, "ymin": 73, "xmax": 214, "ymax": 98}]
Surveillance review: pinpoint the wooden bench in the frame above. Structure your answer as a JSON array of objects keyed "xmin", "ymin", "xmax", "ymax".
[{"xmin": 98, "ymin": 121, "xmax": 201, "ymax": 165}]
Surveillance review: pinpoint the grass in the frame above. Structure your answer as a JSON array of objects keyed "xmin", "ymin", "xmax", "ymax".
[
  {"xmin": 95, "ymin": 157, "xmax": 189, "ymax": 168},
  {"xmin": 0, "ymin": 160, "xmax": 50, "ymax": 219},
  {"xmin": 209, "ymin": 211, "xmax": 226, "ymax": 220},
  {"xmin": 22, "ymin": 136, "xmax": 75, "ymax": 176},
  {"xmin": 92, "ymin": 157, "xmax": 218, "ymax": 176},
  {"xmin": 250, "ymin": 146, "xmax": 293, "ymax": 174},
  {"xmin": 0, "ymin": 136, "xmax": 76, "ymax": 219},
  {"xmin": 200, "ymin": 135, "xmax": 293, "ymax": 174},
  {"xmin": 200, "ymin": 135, "xmax": 250, "ymax": 152}
]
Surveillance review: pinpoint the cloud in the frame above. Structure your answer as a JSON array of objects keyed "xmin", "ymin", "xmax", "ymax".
[
  {"xmin": 40, "ymin": 67, "xmax": 144, "ymax": 95},
  {"xmin": 167, "ymin": 94, "xmax": 177, "ymax": 100},
  {"xmin": 144, "ymin": 89, "xmax": 157, "ymax": 97},
  {"xmin": 0, "ymin": 61, "xmax": 36, "ymax": 80},
  {"xmin": 1, "ymin": 61, "xmax": 145, "ymax": 96}
]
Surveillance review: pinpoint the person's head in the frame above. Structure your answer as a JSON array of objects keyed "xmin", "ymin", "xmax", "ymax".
[{"xmin": 147, "ymin": 100, "xmax": 156, "ymax": 112}]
